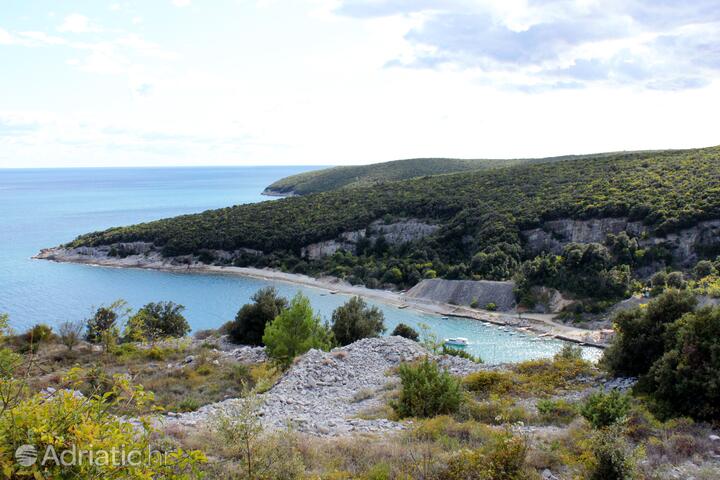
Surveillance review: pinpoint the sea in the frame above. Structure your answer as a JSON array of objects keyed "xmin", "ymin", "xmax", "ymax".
[{"xmin": 0, "ymin": 167, "xmax": 600, "ymax": 364}]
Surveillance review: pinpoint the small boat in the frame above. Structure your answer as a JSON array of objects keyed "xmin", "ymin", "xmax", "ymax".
[
  {"xmin": 398, "ymin": 304, "xmax": 408, "ymax": 309},
  {"xmin": 444, "ymin": 337, "xmax": 469, "ymax": 347},
  {"xmin": 441, "ymin": 316, "xmax": 449, "ymax": 320}
]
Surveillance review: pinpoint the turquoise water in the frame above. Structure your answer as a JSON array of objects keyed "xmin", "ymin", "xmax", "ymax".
[{"xmin": 0, "ymin": 167, "xmax": 600, "ymax": 364}]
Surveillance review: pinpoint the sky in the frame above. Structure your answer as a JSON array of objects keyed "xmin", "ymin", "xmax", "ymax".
[{"xmin": 1, "ymin": 0, "xmax": 719, "ymax": 168}]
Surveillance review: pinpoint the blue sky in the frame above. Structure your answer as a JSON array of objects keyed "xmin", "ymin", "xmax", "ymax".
[{"xmin": 1, "ymin": 0, "xmax": 718, "ymax": 167}]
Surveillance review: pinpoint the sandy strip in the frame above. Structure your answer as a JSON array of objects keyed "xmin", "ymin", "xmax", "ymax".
[{"xmin": 33, "ymin": 248, "xmax": 609, "ymax": 348}]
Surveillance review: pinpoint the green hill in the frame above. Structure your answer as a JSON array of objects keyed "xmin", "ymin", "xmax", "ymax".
[
  {"xmin": 68, "ymin": 146, "xmax": 720, "ymax": 303},
  {"xmin": 262, "ymin": 152, "xmax": 655, "ymax": 196},
  {"xmin": 262, "ymin": 158, "xmax": 507, "ymax": 195}
]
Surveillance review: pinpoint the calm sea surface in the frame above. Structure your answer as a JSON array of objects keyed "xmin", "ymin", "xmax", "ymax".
[{"xmin": 0, "ymin": 167, "xmax": 600, "ymax": 363}]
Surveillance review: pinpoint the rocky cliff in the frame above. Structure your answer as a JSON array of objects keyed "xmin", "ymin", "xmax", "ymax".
[
  {"xmin": 300, "ymin": 219, "xmax": 439, "ymax": 260},
  {"xmin": 522, "ymin": 217, "xmax": 720, "ymax": 267}
]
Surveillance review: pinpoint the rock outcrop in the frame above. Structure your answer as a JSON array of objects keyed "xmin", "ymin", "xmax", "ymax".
[
  {"xmin": 522, "ymin": 217, "xmax": 720, "ymax": 267},
  {"xmin": 165, "ymin": 336, "xmax": 485, "ymax": 436},
  {"xmin": 406, "ymin": 279, "xmax": 516, "ymax": 311},
  {"xmin": 301, "ymin": 219, "xmax": 440, "ymax": 260}
]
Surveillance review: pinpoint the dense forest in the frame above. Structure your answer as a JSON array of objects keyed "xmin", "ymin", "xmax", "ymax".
[{"xmin": 69, "ymin": 146, "xmax": 720, "ymax": 303}]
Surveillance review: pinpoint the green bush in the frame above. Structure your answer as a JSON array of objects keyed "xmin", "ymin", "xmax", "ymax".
[
  {"xmin": 536, "ymin": 398, "xmax": 578, "ymax": 425},
  {"xmin": 125, "ymin": 301, "xmax": 190, "ymax": 342},
  {"xmin": 263, "ymin": 293, "xmax": 333, "ymax": 367},
  {"xmin": 443, "ymin": 430, "xmax": 528, "ymax": 480},
  {"xmin": 392, "ymin": 357, "xmax": 462, "ymax": 418},
  {"xmin": 602, "ymin": 289, "xmax": 697, "ymax": 377},
  {"xmin": 330, "ymin": 296, "xmax": 385, "ymax": 346},
  {"xmin": 228, "ymin": 287, "xmax": 288, "ymax": 345},
  {"xmin": 588, "ymin": 425, "xmax": 640, "ymax": 480},
  {"xmin": 442, "ymin": 345, "xmax": 482, "ymax": 363},
  {"xmin": 463, "ymin": 370, "xmax": 513, "ymax": 396},
  {"xmin": 581, "ymin": 390, "xmax": 631, "ymax": 429},
  {"xmin": 391, "ymin": 323, "xmax": 419, "ymax": 341},
  {"xmin": 645, "ymin": 306, "xmax": 720, "ymax": 421}
]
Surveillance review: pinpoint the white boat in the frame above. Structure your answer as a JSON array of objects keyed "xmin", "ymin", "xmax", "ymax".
[{"xmin": 444, "ymin": 337, "xmax": 469, "ymax": 347}]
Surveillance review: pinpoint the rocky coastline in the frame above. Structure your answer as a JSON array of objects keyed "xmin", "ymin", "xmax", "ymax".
[{"xmin": 33, "ymin": 246, "xmax": 611, "ymax": 347}]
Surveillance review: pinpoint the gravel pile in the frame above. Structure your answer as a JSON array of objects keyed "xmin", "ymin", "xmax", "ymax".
[{"xmin": 167, "ymin": 336, "xmax": 485, "ymax": 436}]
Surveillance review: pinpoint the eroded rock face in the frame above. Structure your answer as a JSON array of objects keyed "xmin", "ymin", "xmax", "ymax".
[
  {"xmin": 522, "ymin": 218, "xmax": 646, "ymax": 254},
  {"xmin": 406, "ymin": 279, "xmax": 516, "ymax": 311},
  {"xmin": 300, "ymin": 219, "xmax": 440, "ymax": 260},
  {"xmin": 522, "ymin": 217, "xmax": 720, "ymax": 267}
]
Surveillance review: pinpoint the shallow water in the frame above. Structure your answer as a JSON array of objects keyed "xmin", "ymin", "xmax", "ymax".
[{"xmin": 0, "ymin": 167, "xmax": 601, "ymax": 364}]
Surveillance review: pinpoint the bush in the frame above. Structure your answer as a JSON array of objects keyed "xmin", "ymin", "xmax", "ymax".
[
  {"xmin": 85, "ymin": 300, "xmax": 129, "ymax": 352},
  {"xmin": 0, "ymin": 369, "xmax": 206, "ymax": 478},
  {"xmin": 125, "ymin": 301, "xmax": 190, "ymax": 342},
  {"xmin": 443, "ymin": 430, "xmax": 528, "ymax": 480},
  {"xmin": 58, "ymin": 320, "xmax": 84, "ymax": 351},
  {"xmin": 588, "ymin": 425, "xmax": 640, "ymax": 480},
  {"xmin": 391, "ymin": 323, "xmax": 419, "ymax": 341},
  {"xmin": 228, "ymin": 287, "xmax": 287, "ymax": 345},
  {"xmin": 536, "ymin": 398, "xmax": 578, "ymax": 425},
  {"xmin": 581, "ymin": 390, "xmax": 631, "ymax": 429},
  {"xmin": 463, "ymin": 371, "xmax": 513, "ymax": 396},
  {"xmin": 330, "ymin": 296, "xmax": 385, "ymax": 346},
  {"xmin": 485, "ymin": 302, "xmax": 498, "ymax": 311},
  {"xmin": 442, "ymin": 345, "xmax": 483, "ymax": 363},
  {"xmin": 16, "ymin": 324, "xmax": 54, "ymax": 353},
  {"xmin": 262, "ymin": 293, "xmax": 333, "ymax": 367},
  {"xmin": 602, "ymin": 289, "xmax": 697, "ymax": 377},
  {"xmin": 645, "ymin": 305, "xmax": 720, "ymax": 421},
  {"xmin": 392, "ymin": 357, "xmax": 462, "ymax": 418}
]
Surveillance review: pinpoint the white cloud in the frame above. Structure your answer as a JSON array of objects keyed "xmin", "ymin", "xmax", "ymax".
[
  {"xmin": 0, "ymin": 28, "xmax": 15, "ymax": 44},
  {"xmin": 172, "ymin": 0, "xmax": 191, "ymax": 7},
  {"xmin": 57, "ymin": 14, "xmax": 102, "ymax": 33}
]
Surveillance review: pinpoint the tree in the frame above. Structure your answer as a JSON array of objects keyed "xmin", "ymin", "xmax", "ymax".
[
  {"xmin": 58, "ymin": 320, "xmax": 84, "ymax": 351},
  {"xmin": 229, "ymin": 287, "xmax": 288, "ymax": 345},
  {"xmin": 262, "ymin": 293, "xmax": 333, "ymax": 366},
  {"xmin": 602, "ymin": 289, "xmax": 697, "ymax": 377},
  {"xmin": 645, "ymin": 306, "xmax": 720, "ymax": 421},
  {"xmin": 392, "ymin": 357, "xmax": 462, "ymax": 418},
  {"xmin": 580, "ymin": 390, "xmax": 631, "ymax": 429},
  {"xmin": 125, "ymin": 301, "xmax": 190, "ymax": 342},
  {"xmin": 330, "ymin": 296, "xmax": 385, "ymax": 346},
  {"xmin": 85, "ymin": 300, "xmax": 129, "ymax": 352},
  {"xmin": 391, "ymin": 323, "xmax": 419, "ymax": 341}
]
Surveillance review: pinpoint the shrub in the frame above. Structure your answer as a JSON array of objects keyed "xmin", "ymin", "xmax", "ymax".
[
  {"xmin": 555, "ymin": 344, "xmax": 584, "ymax": 361},
  {"xmin": 124, "ymin": 301, "xmax": 190, "ymax": 342},
  {"xmin": 330, "ymin": 296, "xmax": 385, "ymax": 346},
  {"xmin": 581, "ymin": 390, "xmax": 631, "ymax": 429},
  {"xmin": 442, "ymin": 345, "xmax": 483, "ymax": 363},
  {"xmin": 536, "ymin": 398, "xmax": 578, "ymax": 425},
  {"xmin": 666, "ymin": 271, "xmax": 686, "ymax": 289},
  {"xmin": 391, "ymin": 323, "xmax": 419, "ymax": 341},
  {"xmin": 602, "ymin": 289, "xmax": 696, "ymax": 377},
  {"xmin": 463, "ymin": 371, "xmax": 513, "ymax": 395},
  {"xmin": 58, "ymin": 320, "xmax": 84, "ymax": 351},
  {"xmin": 263, "ymin": 293, "xmax": 333, "ymax": 367},
  {"xmin": 17, "ymin": 324, "xmax": 54, "ymax": 353},
  {"xmin": 228, "ymin": 287, "xmax": 288, "ymax": 345},
  {"xmin": 85, "ymin": 300, "xmax": 129, "ymax": 352},
  {"xmin": 392, "ymin": 357, "xmax": 462, "ymax": 418},
  {"xmin": 588, "ymin": 425, "xmax": 640, "ymax": 480},
  {"xmin": 645, "ymin": 305, "xmax": 720, "ymax": 421},
  {"xmin": 443, "ymin": 430, "xmax": 528, "ymax": 480},
  {"xmin": 485, "ymin": 302, "xmax": 498, "ymax": 311},
  {"xmin": 0, "ymin": 369, "xmax": 206, "ymax": 478}
]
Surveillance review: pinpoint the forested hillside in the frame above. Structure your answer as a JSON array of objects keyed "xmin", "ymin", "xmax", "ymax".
[
  {"xmin": 69, "ymin": 146, "xmax": 720, "ymax": 303},
  {"xmin": 263, "ymin": 151, "xmax": 654, "ymax": 195},
  {"xmin": 263, "ymin": 158, "xmax": 503, "ymax": 195}
]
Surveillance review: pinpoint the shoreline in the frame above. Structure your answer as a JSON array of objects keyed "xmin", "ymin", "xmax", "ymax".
[{"xmin": 33, "ymin": 247, "xmax": 609, "ymax": 348}]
